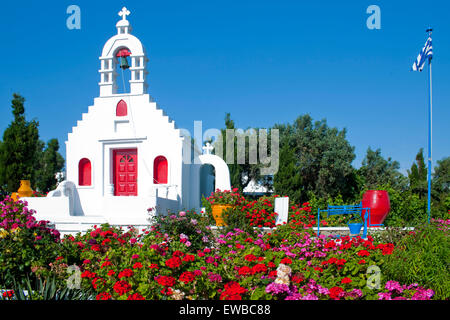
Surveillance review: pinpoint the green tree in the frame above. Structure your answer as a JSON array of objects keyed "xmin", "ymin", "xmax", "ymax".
[
  {"xmin": 433, "ymin": 156, "xmax": 450, "ymax": 194},
  {"xmin": 0, "ymin": 94, "xmax": 40, "ymax": 193},
  {"xmin": 432, "ymin": 156, "xmax": 450, "ymax": 215},
  {"xmin": 215, "ymin": 113, "xmax": 271, "ymax": 192},
  {"xmin": 34, "ymin": 139, "xmax": 65, "ymax": 193},
  {"xmin": 408, "ymin": 148, "xmax": 428, "ymax": 199},
  {"xmin": 273, "ymin": 114, "xmax": 356, "ymax": 203},
  {"xmin": 358, "ymin": 147, "xmax": 408, "ymax": 191},
  {"xmin": 272, "ymin": 143, "xmax": 302, "ymax": 202}
]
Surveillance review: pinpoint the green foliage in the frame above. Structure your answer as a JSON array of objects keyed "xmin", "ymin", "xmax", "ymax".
[
  {"xmin": 373, "ymin": 184, "xmax": 428, "ymax": 227},
  {"xmin": 0, "ymin": 197, "xmax": 61, "ymax": 286},
  {"xmin": 1, "ymin": 274, "xmax": 95, "ymax": 300},
  {"xmin": 34, "ymin": 139, "xmax": 65, "ymax": 193},
  {"xmin": 383, "ymin": 219, "xmax": 450, "ymax": 299},
  {"xmin": 222, "ymin": 206, "xmax": 254, "ymax": 233},
  {"xmin": 433, "ymin": 156, "xmax": 450, "ymax": 193},
  {"xmin": 0, "ymin": 94, "xmax": 64, "ymax": 194},
  {"xmin": 0, "ymin": 94, "xmax": 40, "ymax": 193},
  {"xmin": 150, "ymin": 210, "xmax": 214, "ymax": 252},
  {"xmin": 408, "ymin": 148, "xmax": 428, "ymax": 199},
  {"xmin": 215, "ymin": 113, "xmax": 272, "ymax": 192},
  {"xmin": 272, "ymin": 144, "xmax": 302, "ymax": 204},
  {"xmin": 273, "ymin": 114, "xmax": 356, "ymax": 203},
  {"xmin": 359, "ymin": 147, "xmax": 408, "ymax": 191}
]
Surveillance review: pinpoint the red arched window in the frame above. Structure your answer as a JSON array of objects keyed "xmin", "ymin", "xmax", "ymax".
[
  {"xmin": 116, "ymin": 100, "xmax": 127, "ymax": 117},
  {"xmin": 78, "ymin": 158, "xmax": 92, "ymax": 186},
  {"xmin": 153, "ymin": 156, "xmax": 168, "ymax": 184}
]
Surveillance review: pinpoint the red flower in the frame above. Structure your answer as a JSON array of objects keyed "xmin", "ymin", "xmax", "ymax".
[
  {"xmin": 81, "ymin": 270, "xmax": 96, "ymax": 279},
  {"xmin": 238, "ymin": 266, "xmax": 252, "ymax": 276},
  {"xmin": 244, "ymin": 254, "xmax": 257, "ymax": 262},
  {"xmin": 55, "ymin": 256, "xmax": 64, "ymax": 261},
  {"xmin": 118, "ymin": 268, "xmax": 134, "ymax": 279},
  {"xmin": 329, "ymin": 286, "xmax": 344, "ymax": 300},
  {"xmin": 107, "ymin": 270, "xmax": 116, "ymax": 276},
  {"xmin": 280, "ymin": 257, "xmax": 292, "ymax": 265},
  {"xmin": 328, "ymin": 257, "xmax": 337, "ymax": 264},
  {"xmin": 377, "ymin": 243, "xmax": 395, "ymax": 255},
  {"xmin": 292, "ymin": 275, "xmax": 304, "ymax": 284},
  {"xmin": 161, "ymin": 287, "xmax": 173, "ymax": 296},
  {"xmin": 101, "ymin": 261, "xmax": 112, "ymax": 268},
  {"xmin": 113, "ymin": 280, "xmax": 132, "ymax": 296},
  {"xmin": 179, "ymin": 271, "xmax": 195, "ymax": 283},
  {"xmin": 220, "ymin": 281, "xmax": 247, "ymax": 300},
  {"xmin": 92, "ymin": 277, "xmax": 105, "ymax": 290},
  {"xmin": 133, "ymin": 262, "xmax": 143, "ymax": 269},
  {"xmin": 313, "ymin": 266, "xmax": 323, "ymax": 273},
  {"xmin": 96, "ymin": 292, "xmax": 111, "ymax": 300},
  {"xmin": 324, "ymin": 241, "xmax": 336, "ymax": 249},
  {"xmin": 358, "ymin": 259, "xmax": 366, "ymax": 264},
  {"xmin": 127, "ymin": 293, "xmax": 145, "ymax": 300},
  {"xmin": 149, "ymin": 263, "xmax": 159, "ymax": 269},
  {"xmin": 156, "ymin": 275, "xmax": 176, "ymax": 287},
  {"xmin": 91, "ymin": 244, "xmax": 101, "ymax": 251},
  {"xmin": 165, "ymin": 256, "xmax": 182, "ymax": 268},
  {"xmin": 2, "ymin": 290, "xmax": 14, "ymax": 299},
  {"xmin": 172, "ymin": 250, "xmax": 185, "ymax": 257},
  {"xmin": 357, "ymin": 250, "xmax": 370, "ymax": 257},
  {"xmin": 341, "ymin": 277, "xmax": 352, "ymax": 284},
  {"xmin": 183, "ymin": 254, "xmax": 195, "ymax": 262},
  {"xmin": 336, "ymin": 259, "xmax": 347, "ymax": 266},
  {"xmin": 252, "ymin": 263, "xmax": 267, "ymax": 274}
]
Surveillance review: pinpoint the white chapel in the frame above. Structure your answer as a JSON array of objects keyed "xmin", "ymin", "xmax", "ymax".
[{"xmin": 24, "ymin": 8, "xmax": 231, "ymax": 229}]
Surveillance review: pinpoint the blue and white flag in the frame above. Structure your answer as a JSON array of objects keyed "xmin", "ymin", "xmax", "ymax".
[{"xmin": 411, "ymin": 37, "xmax": 433, "ymax": 71}]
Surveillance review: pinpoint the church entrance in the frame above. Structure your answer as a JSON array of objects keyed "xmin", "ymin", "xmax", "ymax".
[
  {"xmin": 113, "ymin": 148, "xmax": 138, "ymax": 196},
  {"xmin": 199, "ymin": 164, "xmax": 215, "ymax": 204}
]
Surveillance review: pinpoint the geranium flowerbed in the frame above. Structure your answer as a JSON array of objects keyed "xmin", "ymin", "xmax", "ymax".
[{"xmin": 1, "ymin": 195, "xmax": 447, "ymax": 300}]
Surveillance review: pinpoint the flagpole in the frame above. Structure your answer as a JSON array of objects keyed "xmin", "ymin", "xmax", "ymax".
[{"xmin": 426, "ymin": 28, "xmax": 433, "ymax": 224}]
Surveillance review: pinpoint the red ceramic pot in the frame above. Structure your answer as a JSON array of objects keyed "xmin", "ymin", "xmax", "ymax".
[{"xmin": 361, "ymin": 190, "xmax": 391, "ymax": 226}]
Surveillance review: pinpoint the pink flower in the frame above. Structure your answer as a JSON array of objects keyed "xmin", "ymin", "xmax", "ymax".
[{"xmin": 385, "ymin": 280, "xmax": 403, "ymax": 293}]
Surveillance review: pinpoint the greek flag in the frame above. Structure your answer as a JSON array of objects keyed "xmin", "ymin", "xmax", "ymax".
[{"xmin": 411, "ymin": 37, "xmax": 433, "ymax": 71}]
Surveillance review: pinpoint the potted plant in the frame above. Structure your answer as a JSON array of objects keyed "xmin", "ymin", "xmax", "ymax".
[{"xmin": 205, "ymin": 188, "xmax": 245, "ymax": 226}]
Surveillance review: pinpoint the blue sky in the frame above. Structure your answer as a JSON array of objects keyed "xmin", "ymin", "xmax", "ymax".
[{"xmin": 0, "ymin": 0, "xmax": 448, "ymax": 174}]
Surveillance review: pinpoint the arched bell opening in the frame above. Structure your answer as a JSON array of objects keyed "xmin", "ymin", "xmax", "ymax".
[{"xmin": 114, "ymin": 47, "xmax": 132, "ymax": 94}]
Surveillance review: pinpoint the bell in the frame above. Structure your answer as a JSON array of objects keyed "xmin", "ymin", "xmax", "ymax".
[{"xmin": 119, "ymin": 56, "xmax": 130, "ymax": 69}]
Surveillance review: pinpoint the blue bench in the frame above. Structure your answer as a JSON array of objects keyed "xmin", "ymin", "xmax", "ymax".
[{"xmin": 317, "ymin": 202, "xmax": 380, "ymax": 238}]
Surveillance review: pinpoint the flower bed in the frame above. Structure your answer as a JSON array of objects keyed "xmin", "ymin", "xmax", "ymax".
[{"xmin": 1, "ymin": 196, "xmax": 446, "ymax": 300}]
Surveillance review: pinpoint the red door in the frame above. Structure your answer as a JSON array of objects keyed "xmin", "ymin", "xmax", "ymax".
[{"xmin": 113, "ymin": 149, "xmax": 138, "ymax": 196}]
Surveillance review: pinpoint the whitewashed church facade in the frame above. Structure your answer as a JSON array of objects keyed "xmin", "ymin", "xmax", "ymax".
[{"xmin": 25, "ymin": 8, "xmax": 231, "ymax": 228}]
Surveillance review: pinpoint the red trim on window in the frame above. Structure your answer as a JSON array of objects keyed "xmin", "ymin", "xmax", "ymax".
[
  {"xmin": 78, "ymin": 158, "xmax": 92, "ymax": 186},
  {"xmin": 153, "ymin": 156, "xmax": 168, "ymax": 184},
  {"xmin": 116, "ymin": 100, "xmax": 127, "ymax": 116}
]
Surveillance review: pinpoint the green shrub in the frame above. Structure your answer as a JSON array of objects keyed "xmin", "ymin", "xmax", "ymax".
[
  {"xmin": 149, "ymin": 210, "xmax": 214, "ymax": 252},
  {"xmin": 222, "ymin": 206, "xmax": 254, "ymax": 234},
  {"xmin": 383, "ymin": 219, "xmax": 450, "ymax": 299},
  {"xmin": 0, "ymin": 197, "xmax": 61, "ymax": 286},
  {"xmin": 1, "ymin": 275, "xmax": 95, "ymax": 300}
]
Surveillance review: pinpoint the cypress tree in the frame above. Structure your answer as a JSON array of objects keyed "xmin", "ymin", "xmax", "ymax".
[{"xmin": 0, "ymin": 94, "xmax": 40, "ymax": 193}]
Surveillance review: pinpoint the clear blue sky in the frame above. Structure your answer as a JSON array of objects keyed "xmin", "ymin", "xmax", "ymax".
[{"xmin": 1, "ymin": 0, "xmax": 448, "ymax": 174}]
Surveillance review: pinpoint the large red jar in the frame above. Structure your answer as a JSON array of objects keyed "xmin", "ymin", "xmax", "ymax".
[{"xmin": 361, "ymin": 190, "xmax": 391, "ymax": 226}]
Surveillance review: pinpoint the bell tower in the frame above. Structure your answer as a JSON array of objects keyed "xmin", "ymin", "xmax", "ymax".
[{"xmin": 98, "ymin": 7, "xmax": 148, "ymax": 97}]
